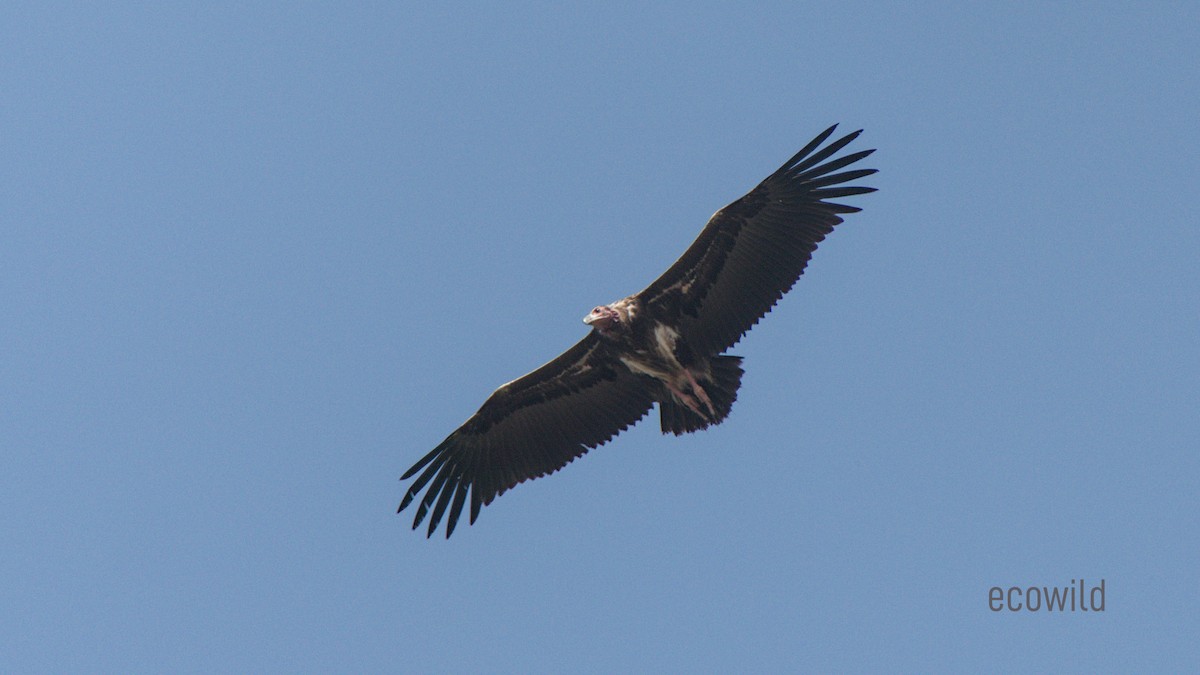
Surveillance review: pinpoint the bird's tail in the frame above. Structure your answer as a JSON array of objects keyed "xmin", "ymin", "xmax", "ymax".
[{"xmin": 659, "ymin": 355, "xmax": 743, "ymax": 435}]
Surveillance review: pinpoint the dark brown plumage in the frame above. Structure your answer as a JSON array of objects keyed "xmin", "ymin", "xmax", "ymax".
[{"xmin": 400, "ymin": 125, "xmax": 877, "ymax": 537}]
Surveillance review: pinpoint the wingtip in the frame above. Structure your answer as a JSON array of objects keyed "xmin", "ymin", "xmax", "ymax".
[{"xmin": 834, "ymin": 128, "xmax": 867, "ymax": 148}]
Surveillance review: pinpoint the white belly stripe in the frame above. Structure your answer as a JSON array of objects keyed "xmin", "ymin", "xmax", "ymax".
[
  {"xmin": 618, "ymin": 323, "xmax": 684, "ymax": 384},
  {"xmin": 653, "ymin": 324, "xmax": 680, "ymax": 364},
  {"xmin": 619, "ymin": 355, "xmax": 669, "ymax": 380}
]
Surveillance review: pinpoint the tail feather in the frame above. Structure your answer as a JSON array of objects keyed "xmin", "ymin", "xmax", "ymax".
[{"xmin": 659, "ymin": 355, "xmax": 744, "ymax": 435}]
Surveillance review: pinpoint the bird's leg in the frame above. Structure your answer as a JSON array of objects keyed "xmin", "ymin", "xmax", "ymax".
[
  {"xmin": 665, "ymin": 381, "xmax": 710, "ymax": 421},
  {"xmin": 682, "ymin": 368, "xmax": 717, "ymax": 418}
]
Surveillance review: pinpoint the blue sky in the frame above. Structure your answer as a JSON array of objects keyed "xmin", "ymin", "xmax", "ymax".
[{"xmin": 3, "ymin": 3, "xmax": 1197, "ymax": 672}]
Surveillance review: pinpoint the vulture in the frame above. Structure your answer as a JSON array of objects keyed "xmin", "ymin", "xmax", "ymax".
[{"xmin": 400, "ymin": 125, "xmax": 877, "ymax": 537}]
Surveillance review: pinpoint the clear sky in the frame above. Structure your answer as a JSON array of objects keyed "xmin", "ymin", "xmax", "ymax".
[{"xmin": 3, "ymin": 3, "xmax": 1197, "ymax": 672}]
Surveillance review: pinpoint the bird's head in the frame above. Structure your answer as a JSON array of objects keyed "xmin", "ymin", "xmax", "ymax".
[{"xmin": 583, "ymin": 305, "xmax": 621, "ymax": 334}]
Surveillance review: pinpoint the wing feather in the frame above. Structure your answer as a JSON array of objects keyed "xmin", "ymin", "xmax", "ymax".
[
  {"xmin": 399, "ymin": 334, "xmax": 655, "ymax": 537},
  {"xmin": 639, "ymin": 125, "xmax": 877, "ymax": 355}
]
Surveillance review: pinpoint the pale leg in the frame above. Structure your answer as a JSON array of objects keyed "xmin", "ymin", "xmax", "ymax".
[{"xmin": 682, "ymin": 369, "xmax": 717, "ymax": 417}]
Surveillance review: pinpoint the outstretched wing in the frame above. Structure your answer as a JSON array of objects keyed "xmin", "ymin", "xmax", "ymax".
[
  {"xmin": 639, "ymin": 125, "xmax": 877, "ymax": 356},
  {"xmin": 399, "ymin": 334, "xmax": 655, "ymax": 538}
]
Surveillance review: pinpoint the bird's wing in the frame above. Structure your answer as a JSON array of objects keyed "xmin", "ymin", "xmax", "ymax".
[
  {"xmin": 399, "ymin": 333, "xmax": 655, "ymax": 538},
  {"xmin": 638, "ymin": 125, "xmax": 877, "ymax": 355}
]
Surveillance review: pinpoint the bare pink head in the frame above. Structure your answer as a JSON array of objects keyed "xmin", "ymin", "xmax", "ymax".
[{"xmin": 582, "ymin": 305, "xmax": 620, "ymax": 333}]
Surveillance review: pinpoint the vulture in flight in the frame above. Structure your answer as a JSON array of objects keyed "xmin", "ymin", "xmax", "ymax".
[{"xmin": 400, "ymin": 125, "xmax": 877, "ymax": 537}]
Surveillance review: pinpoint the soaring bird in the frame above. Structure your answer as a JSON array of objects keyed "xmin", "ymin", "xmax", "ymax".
[{"xmin": 400, "ymin": 125, "xmax": 876, "ymax": 537}]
